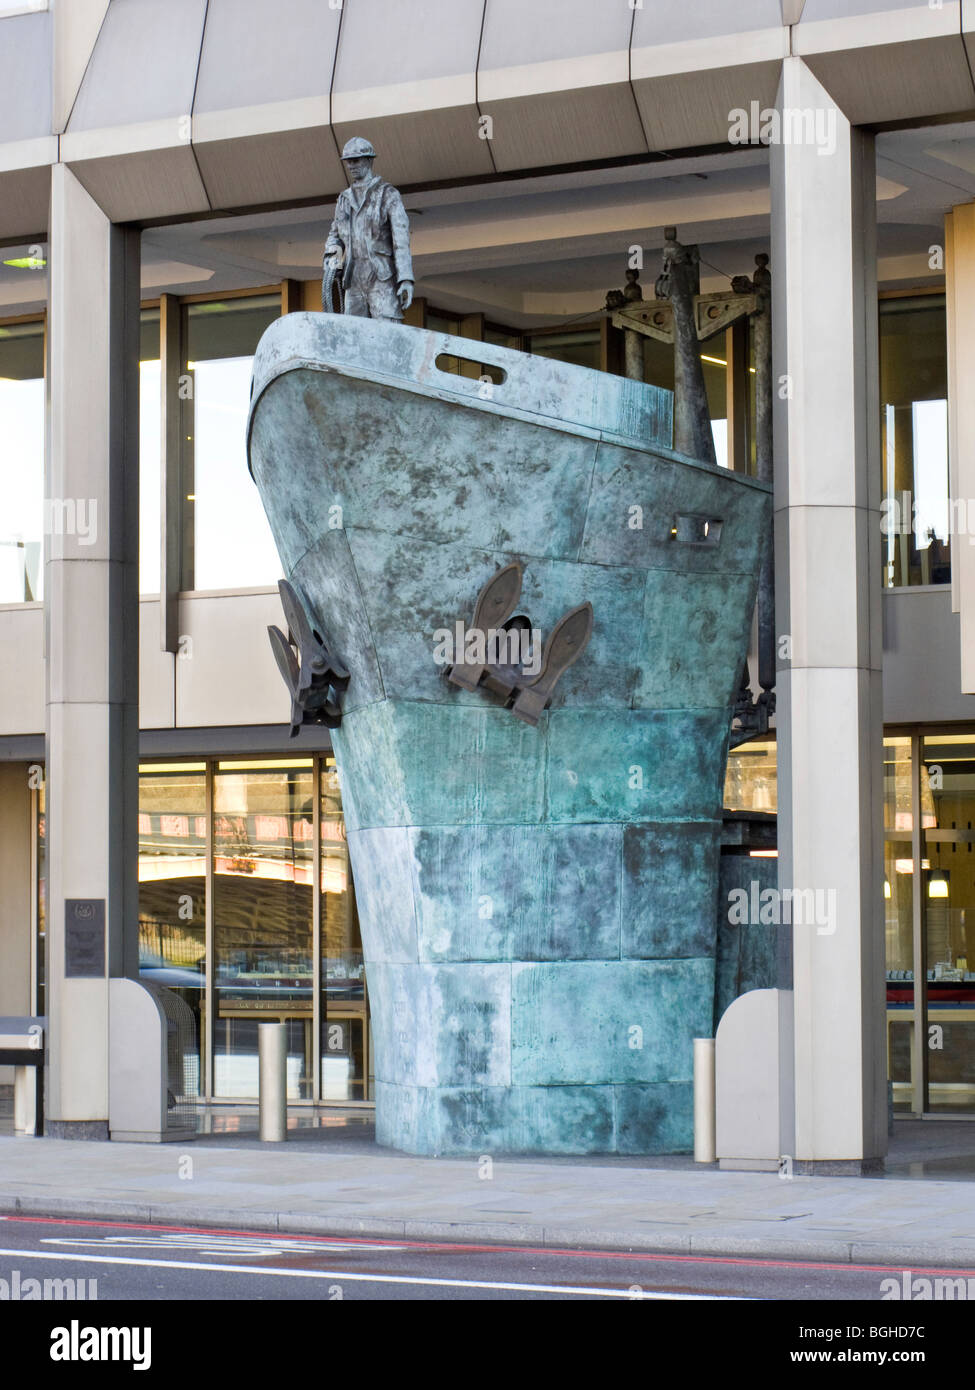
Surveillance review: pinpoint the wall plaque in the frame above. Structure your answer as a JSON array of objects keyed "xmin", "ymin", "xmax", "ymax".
[{"xmin": 64, "ymin": 899, "xmax": 105, "ymax": 978}]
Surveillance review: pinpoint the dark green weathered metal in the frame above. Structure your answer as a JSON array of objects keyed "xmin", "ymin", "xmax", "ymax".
[
  {"xmin": 447, "ymin": 561, "xmax": 594, "ymax": 726},
  {"xmin": 268, "ymin": 578, "xmax": 349, "ymax": 736},
  {"xmin": 248, "ymin": 312, "xmax": 770, "ymax": 1156}
]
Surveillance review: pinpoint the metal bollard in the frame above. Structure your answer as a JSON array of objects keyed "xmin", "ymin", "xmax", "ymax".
[
  {"xmin": 693, "ymin": 1037, "xmax": 716, "ymax": 1163},
  {"xmin": 258, "ymin": 1022, "xmax": 288, "ymax": 1142}
]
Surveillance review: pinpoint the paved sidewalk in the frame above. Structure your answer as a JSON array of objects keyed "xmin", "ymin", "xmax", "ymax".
[{"xmin": 2, "ymin": 1119, "xmax": 975, "ymax": 1265}]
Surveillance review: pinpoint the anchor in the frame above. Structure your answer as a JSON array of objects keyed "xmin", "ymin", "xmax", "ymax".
[
  {"xmin": 446, "ymin": 562, "xmax": 594, "ymax": 726},
  {"xmin": 268, "ymin": 579, "xmax": 350, "ymax": 736}
]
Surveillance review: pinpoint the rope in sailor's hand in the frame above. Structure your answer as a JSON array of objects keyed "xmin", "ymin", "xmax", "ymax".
[{"xmin": 322, "ymin": 257, "xmax": 344, "ymax": 314}]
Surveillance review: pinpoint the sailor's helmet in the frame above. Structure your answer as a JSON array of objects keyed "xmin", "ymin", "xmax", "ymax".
[{"xmin": 341, "ymin": 136, "xmax": 376, "ymax": 161}]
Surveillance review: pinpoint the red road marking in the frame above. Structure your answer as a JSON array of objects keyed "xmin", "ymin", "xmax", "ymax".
[{"xmin": 0, "ymin": 1210, "xmax": 970, "ymax": 1277}]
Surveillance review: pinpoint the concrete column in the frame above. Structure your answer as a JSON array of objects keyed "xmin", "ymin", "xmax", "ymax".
[
  {"xmin": 771, "ymin": 58, "xmax": 887, "ymax": 1170},
  {"xmin": 45, "ymin": 165, "xmax": 140, "ymax": 1139}
]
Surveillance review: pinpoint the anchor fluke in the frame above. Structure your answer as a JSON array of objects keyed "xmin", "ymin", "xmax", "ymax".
[{"xmin": 268, "ymin": 579, "xmax": 349, "ymax": 736}]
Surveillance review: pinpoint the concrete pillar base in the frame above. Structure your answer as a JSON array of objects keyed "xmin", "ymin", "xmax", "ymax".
[
  {"xmin": 791, "ymin": 1157, "xmax": 885, "ymax": 1177},
  {"xmin": 719, "ymin": 1158, "xmax": 778, "ymax": 1172},
  {"xmin": 45, "ymin": 1120, "xmax": 109, "ymax": 1141}
]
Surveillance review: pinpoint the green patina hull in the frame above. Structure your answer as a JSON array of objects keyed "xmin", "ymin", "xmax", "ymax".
[{"xmin": 248, "ymin": 312, "xmax": 770, "ymax": 1155}]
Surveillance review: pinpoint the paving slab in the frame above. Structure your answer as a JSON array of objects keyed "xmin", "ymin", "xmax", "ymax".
[{"xmin": 2, "ymin": 1128, "xmax": 975, "ymax": 1265}]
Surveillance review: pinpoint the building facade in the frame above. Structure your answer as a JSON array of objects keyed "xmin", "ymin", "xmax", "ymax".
[{"xmin": 2, "ymin": 0, "xmax": 975, "ymax": 1159}]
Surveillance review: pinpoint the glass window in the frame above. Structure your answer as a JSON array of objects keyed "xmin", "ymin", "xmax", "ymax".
[
  {"xmin": 181, "ymin": 295, "xmax": 282, "ymax": 591},
  {"xmin": 884, "ymin": 736, "xmax": 915, "ymax": 1110},
  {"xmin": 139, "ymin": 309, "xmax": 161, "ymax": 594},
  {"xmin": 921, "ymin": 734, "xmax": 975, "ymax": 1113},
  {"xmin": 699, "ymin": 351, "xmax": 729, "ymax": 469},
  {"xmin": 0, "ymin": 319, "xmax": 45, "ymax": 603},
  {"xmin": 35, "ymin": 779, "xmax": 45, "ymax": 1017},
  {"xmin": 884, "ymin": 731, "xmax": 975, "ymax": 1115},
  {"xmin": 724, "ymin": 737, "xmax": 777, "ymax": 814},
  {"xmin": 138, "ymin": 764, "xmax": 207, "ymax": 1097},
  {"xmin": 213, "ymin": 761, "xmax": 314, "ymax": 1099},
  {"xmin": 880, "ymin": 296, "xmax": 949, "ymax": 588},
  {"xmin": 321, "ymin": 757, "xmax": 368, "ymax": 1100},
  {"xmin": 884, "ymin": 736, "xmax": 917, "ymax": 967},
  {"xmin": 641, "ymin": 335, "xmax": 729, "ymax": 466},
  {"xmin": 483, "ymin": 325, "xmax": 522, "ymax": 351},
  {"xmin": 528, "ymin": 328, "xmax": 600, "ymax": 371},
  {"xmin": 425, "ymin": 312, "xmax": 457, "ymax": 332},
  {"xmin": 641, "ymin": 333, "xmax": 674, "ymax": 396},
  {"xmin": 34, "ymin": 756, "xmax": 366, "ymax": 1105}
]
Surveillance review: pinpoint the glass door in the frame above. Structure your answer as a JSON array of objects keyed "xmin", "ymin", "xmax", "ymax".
[
  {"xmin": 320, "ymin": 757, "xmax": 369, "ymax": 1101},
  {"xmin": 212, "ymin": 760, "xmax": 315, "ymax": 1100},
  {"xmin": 884, "ymin": 736, "xmax": 916, "ymax": 1112},
  {"xmin": 886, "ymin": 729, "xmax": 975, "ymax": 1115},
  {"xmin": 921, "ymin": 734, "xmax": 975, "ymax": 1113},
  {"xmin": 138, "ymin": 763, "xmax": 208, "ymax": 1098}
]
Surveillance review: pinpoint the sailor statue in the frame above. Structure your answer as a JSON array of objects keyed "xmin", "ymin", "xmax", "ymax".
[{"xmin": 322, "ymin": 136, "xmax": 414, "ymax": 320}]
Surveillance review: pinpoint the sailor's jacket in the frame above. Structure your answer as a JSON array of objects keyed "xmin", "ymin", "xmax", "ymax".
[{"xmin": 324, "ymin": 175, "xmax": 413, "ymax": 288}]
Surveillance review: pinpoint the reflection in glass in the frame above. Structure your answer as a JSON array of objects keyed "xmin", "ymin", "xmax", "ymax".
[
  {"xmin": 641, "ymin": 336, "xmax": 729, "ymax": 467},
  {"xmin": 483, "ymin": 326, "xmax": 522, "ymax": 350},
  {"xmin": 884, "ymin": 737, "xmax": 915, "ymax": 1110},
  {"xmin": 880, "ymin": 296, "xmax": 949, "ymax": 588},
  {"xmin": 724, "ymin": 738, "xmax": 777, "ymax": 814},
  {"xmin": 35, "ymin": 754, "xmax": 368, "ymax": 1104},
  {"xmin": 641, "ymin": 333, "xmax": 674, "ymax": 398},
  {"xmin": 138, "ymin": 765, "xmax": 206, "ymax": 1097},
  {"xmin": 0, "ymin": 320, "xmax": 45, "ymax": 602},
  {"xmin": 884, "ymin": 738, "xmax": 915, "ymax": 970},
  {"xmin": 921, "ymin": 735, "xmax": 975, "ymax": 1113},
  {"xmin": 887, "ymin": 734, "xmax": 975, "ymax": 1114},
  {"xmin": 182, "ymin": 296, "xmax": 282, "ymax": 591},
  {"xmin": 321, "ymin": 758, "xmax": 368, "ymax": 1100},
  {"xmin": 139, "ymin": 309, "xmax": 161, "ymax": 594},
  {"xmin": 528, "ymin": 328, "xmax": 601, "ymax": 371},
  {"xmin": 213, "ymin": 762, "xmax": 314, "ymax": 1099},
  {"xmin": 35, "ymin": 781, "xmax": 45, "ymax": 1017},
  {"xmin": 698, "ymin": 352, "xmax": 730, "ymax": 469}
]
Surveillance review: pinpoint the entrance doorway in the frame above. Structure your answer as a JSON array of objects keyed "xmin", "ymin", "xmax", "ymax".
[{"xmin": 886, "ymin": 730, "xmax": 975, "ymax": 1113}]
